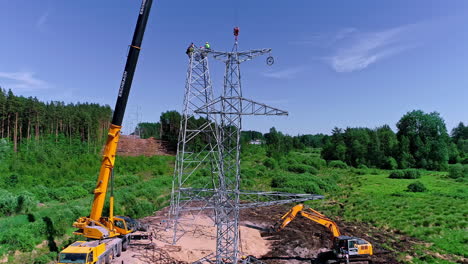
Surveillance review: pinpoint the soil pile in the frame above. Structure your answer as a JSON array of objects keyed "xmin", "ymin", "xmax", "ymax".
[
  {"xmin": 117, "ymin": 135, "xmax": 171, "ymax": 156},
  {"xmin": 112, "ymin": 205, "xmax": 427, "ymax": 264},
  {"xmin": 241, "ymin": 205, "xmax": 413, "ymax": 264}
]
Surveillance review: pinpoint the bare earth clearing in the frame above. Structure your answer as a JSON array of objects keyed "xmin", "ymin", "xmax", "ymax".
[
  {"xmin": 111, "ymin": 205, "xmax": 415, "ymax": 264},
  {"xmin": 117, "ymin": 135, "xmax": 172, "ymax": 156}
]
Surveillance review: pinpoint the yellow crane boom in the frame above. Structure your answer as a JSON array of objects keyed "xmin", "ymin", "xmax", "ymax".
[{"xmin": 72, "ymin": 0, "xmax": 153, "ymax": 240}]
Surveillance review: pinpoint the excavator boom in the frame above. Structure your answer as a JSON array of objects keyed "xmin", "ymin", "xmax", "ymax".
[
  {"xmin": 273, "ymin": 204, "xmax": 373, "ymax": 262},
  {"xmin": 300, "ymin": 208, "xmax": 341, "ymax": 238}
]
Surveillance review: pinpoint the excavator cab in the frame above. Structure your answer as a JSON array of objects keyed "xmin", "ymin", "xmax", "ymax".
[{"xmin": 334, "ymin": 236, "xmax": 373, "ymax": 258}]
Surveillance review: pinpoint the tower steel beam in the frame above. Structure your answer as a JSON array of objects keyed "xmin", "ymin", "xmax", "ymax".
[{"xmin": 169, "ymin": 34, "xmax": 323, "ymax": 264}]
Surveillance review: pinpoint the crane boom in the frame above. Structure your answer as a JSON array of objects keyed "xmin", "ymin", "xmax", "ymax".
[
  {"xmin": 73, "ymin": 0, "xmax": 154, "ymax": 240},
  {"xmin": 90, "ymin": 0, "xmax": 153, "ymax": 221}
]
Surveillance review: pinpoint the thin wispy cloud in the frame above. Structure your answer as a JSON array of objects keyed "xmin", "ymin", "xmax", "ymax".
[
  {"xmin": 292, "ymin": 24, "xmax": 422, "ymax": 73},
  {"xmin": 0, "ymin": 71, "xmax": 49, "ymax": 91},
  {"xmin": 36, "ymin": 11, "xmax": 50, "ymax": 32},
  {"xmin": 325, "ymin": 25, "xmax": 417, "ymax": 72},
  {"xmin": 262, "ymin": 67, "xmax": 304, "ymax": 79}
]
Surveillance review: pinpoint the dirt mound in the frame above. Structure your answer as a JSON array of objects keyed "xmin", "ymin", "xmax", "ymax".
[
  {"xmin": 240, "ymin": 205, "xmax": 415, "ymax": 264},
  {"xmin": 112, "ymin": 204, "xmax": 425, "ymax": 263},
  {"xmin": 117, "ymin": 135, "xmax": 172, "ymax": 156}
]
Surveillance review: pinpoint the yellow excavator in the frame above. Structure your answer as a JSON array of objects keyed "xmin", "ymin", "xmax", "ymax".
[{"xmin": 272, "ymin": 204, "xmax": 373, "ymax": 264}]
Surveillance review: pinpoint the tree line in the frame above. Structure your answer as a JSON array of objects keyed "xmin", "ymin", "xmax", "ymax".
[
  {"xmin": 321, "ymin": 110, "xmax": 466, "ymax": 170},
  {"xmin": 0, "ymin": 88, "xmax": 112, "ymax": 152}
]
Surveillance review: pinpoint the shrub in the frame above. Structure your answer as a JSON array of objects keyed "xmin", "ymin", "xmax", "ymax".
[
  {"xmin": 389, "ymin": 169, "xmax": 421, "ymax": 179},
  {"xmin": 271, "ymin": 173, "xmax": 335, "ymax": 194},
  {"xmin": 407, "ymin": 181, "xmax": 427, "ymax": 192},
  {"xmin": 287, "ymin": 164, "xmax": 317, "ymax": 174},
  {"xmin": 241, "ymin": 168, "xmax": 257, "ymax": 179},
  {"xmin": 329, "ymin": 160, "xmax": 348, "ymax": 169},
  {"xmin": 385, "ymin": 157, "xmax": 398, "ymax": 170},
  {"xmin": 405, "ymin": 169, "xmax": 421, "ymax": 179},
  {"xmin": 303, "ymin": 158, "xmax": 327, "ymax": 169},
  {"xmin": 389, "ymin": 170, "xmax": 405, "ymax": 179},
  {"xmin": 16, "ymin": 191, "xmax": 36, "ymax": 214},
  {"xmin": 0, "ymin": 189, "xmax": 17, "ymax": 216},
  {"xmin": 357, "ymin": 164, "xmax": 368, "ymax": 170},
  {"xmin": 51, "ymin": 186, "xmax": 88, "ymax": 202},
  {"xmin": 287, "ymin": 164, "xmax": 308, "ymax": 173},
  {"xmin": 448, "ymin": 164, "xmax": 468, "ymax": 179},
  {"xmin": 263, "ymin": 157, "xmax": 278, "ymax": 169}
]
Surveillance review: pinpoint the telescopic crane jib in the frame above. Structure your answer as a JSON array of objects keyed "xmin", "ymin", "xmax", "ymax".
[{"xmin": 72, "ymin": 0, "xmax": 153, "ymax": 240}]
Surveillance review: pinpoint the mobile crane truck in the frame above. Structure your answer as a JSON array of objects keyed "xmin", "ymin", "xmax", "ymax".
[
  {"xmin": 272, "ymin": 204, "xmax": 373, "ymax": 264},
  {"xmin": 58, "ymin": 1, "xmax": 153, "ymax": 263}
]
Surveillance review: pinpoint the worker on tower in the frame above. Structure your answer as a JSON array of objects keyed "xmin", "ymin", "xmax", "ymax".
[
  {"xmin": 186, "ymin": 42, "xmax": 195, "ymax": 57},
  {"xmin": 204, "ymin": 41, "xmax": 211, "ymax": 50},
  {"xmin": 233, "ymin": 27, "xmax": 240, "ymax": 40}
]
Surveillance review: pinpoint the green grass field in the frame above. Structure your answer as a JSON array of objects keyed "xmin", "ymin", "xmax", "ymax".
[
  {"xmin": 1, "ymin": 143, "xmax": 466, "ymax": 263},
  {"xmin": 254, "ymin": 148, "xmax": 468, "ymax": 263}
]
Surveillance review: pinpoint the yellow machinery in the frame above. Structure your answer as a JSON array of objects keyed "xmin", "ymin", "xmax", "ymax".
[
  {"xmin": 273, "ymin": 204, "xmax": 373, "ymax": 263},
  {"xmin": 59, "ymin": 1, "xmax": 153, "ymax": 262},
  {"xmin": 71, "ymin": 0, "xmax": 153, "ymax": 241}
]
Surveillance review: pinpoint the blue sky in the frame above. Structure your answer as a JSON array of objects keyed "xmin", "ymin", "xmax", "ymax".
[{"xmin": 1, "ymin": 1, "xmax": 467, "ymax": 135}]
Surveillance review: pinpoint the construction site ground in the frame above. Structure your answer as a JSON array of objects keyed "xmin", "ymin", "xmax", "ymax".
[
  {"xmin": 111, "ymin": 205, "xmax": 415, "ymax": 264},
  {"xmin": 117, "ymin": 135, "xmax": 172, "ymax": 156}
]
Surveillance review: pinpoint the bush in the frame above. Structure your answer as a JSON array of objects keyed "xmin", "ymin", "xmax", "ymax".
[
  {"xmin": 407, "ymin": 181, "xmax": 427, "ymax": 192},
  {"xmin": 0, "ymin": 189, "xmax": 17, "ymax": 216},
  {"xmin": 303, "ymin": 158, "xmax": 327, "ymax": 169},
  {"xmin": 329, "ymin": 160, "xmax": 348, "ymax": 169},
  {"xmin": 287, "ymin": 164, "xmax": 317, "ymax": 174},
  {"xmin": 385, "ymin": 157, "xmax": 398, "ymax": 170},
  {"xmin": 271, "ymin": 173, "xmax": 335, "ymax": 194},
  {"xmin": 357, "ymin": 164, "xmax": 368, "ymax": 170},
  {"xmin": 16, "ymin": 191, "xmax": 36, "ymax": 214},
  {"xmin": 448, "ymin": 164, "xmax": 468, "ymax": 179},
  {"xmin": 389, "ymin": 169, "xmax": 421, "ymax": 179},
  {"xmin": 51, "ymin": 186, "xmax": 88, "ymax": 202},
  {"xmin": 263, "ymin": 157, "xmax": 278, "ymax": 169},
  {"xmin": 405, "ymin": 169, "xmax": 421, "ymax": 179}
]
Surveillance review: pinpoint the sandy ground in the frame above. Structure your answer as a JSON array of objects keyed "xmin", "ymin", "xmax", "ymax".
[{"xmin": 112, "ymin": 210, "xmax": 270, "ymax": 264}]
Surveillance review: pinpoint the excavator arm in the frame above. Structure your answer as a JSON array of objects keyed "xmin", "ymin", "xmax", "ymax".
[
  {"xmin": 272, "ymin": 204, "xmax": 341, "ymax": 240},
  {"xmin": 273, "ymin": 204, "xmax": 373, "ymax": 260},
  {"xmin": 300, "ymin": 208, "xmax": 341, "ymax": 238},
  {"xmin": 72, "ymin": 0, "xmax": 154, "ymax": 240},
  {"xmin": 272, "ymin": 204, "xmax": 304, "ymax": 231}
]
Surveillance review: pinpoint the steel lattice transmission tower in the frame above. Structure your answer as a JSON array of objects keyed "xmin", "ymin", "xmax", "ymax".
[
  {"xmin": 200, "ymin": 38, "xmax": 287, "ymax": 264},
  {"xmin": 170, "ymin": 30, "xmax": 323, "ymax": 264},
  {"xmin": 169, "ymin": 48, "xmax": 219, "ymax": 243}
]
